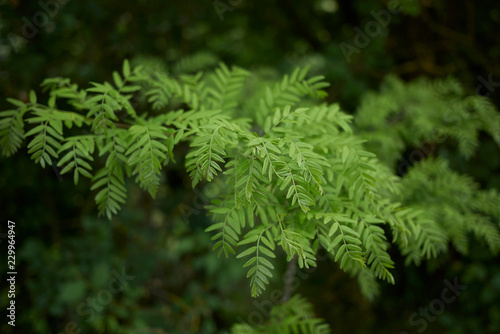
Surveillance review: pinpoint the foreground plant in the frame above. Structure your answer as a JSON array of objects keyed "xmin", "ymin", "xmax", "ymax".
[{"xmin": 1, "ymin": 60, "xmax": 499, "ymax": 332}]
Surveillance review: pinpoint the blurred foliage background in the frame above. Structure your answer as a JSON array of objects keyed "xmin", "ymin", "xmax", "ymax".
[{"xmin": 1, "ymin": 0, "xmax": 499, "ymax": 333}]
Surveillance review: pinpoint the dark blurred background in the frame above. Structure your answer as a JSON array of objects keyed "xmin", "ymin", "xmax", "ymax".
[{"xmin": 1, "ymin": 0, "xmax": 500, "ymax": 333}]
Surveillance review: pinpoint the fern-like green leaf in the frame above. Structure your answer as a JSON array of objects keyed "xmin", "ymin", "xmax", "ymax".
[
  {"xmin": 126, "ymin": 123, "xmax": 171, "ymax": 197},
  {"xmin": 0, "ymin": 101, "xmax": 27, "ymax": 156},
  {"xmin": 237, "ymin": 225, "xmax": 277, "ymax": 297},
  {"xmin": 57, "ymin": 135, "xmax": 95, "ymax": 184}
]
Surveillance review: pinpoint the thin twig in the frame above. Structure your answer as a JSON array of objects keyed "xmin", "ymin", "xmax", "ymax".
[{"xmin": 281, "ymin": 254, "xmax": 297, "ymax": 304}]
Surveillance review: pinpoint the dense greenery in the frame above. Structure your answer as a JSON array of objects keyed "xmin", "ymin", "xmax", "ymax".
[
  {"xmin": 2, "ymin": 59, "xmax": 500, "ymax": 332},
  {"xmin": 1, "ymin": 0, "xmax": 500, "ymax": 333}
]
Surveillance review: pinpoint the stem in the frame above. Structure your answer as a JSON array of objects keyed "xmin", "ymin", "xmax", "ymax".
[{"xmin": 281, "ymin": 254, "xmax": 297, "ymax": 304}]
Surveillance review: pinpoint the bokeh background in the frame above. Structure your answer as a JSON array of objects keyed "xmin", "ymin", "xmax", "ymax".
[{"xmin": 1, "ymin": 0, "xmax": 500, "ymax": 333}]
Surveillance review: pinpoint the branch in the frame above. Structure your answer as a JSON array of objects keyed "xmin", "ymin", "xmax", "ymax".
[{"xmin": 281, "ymin": 254, "xmax": 297, "ymax": 304}]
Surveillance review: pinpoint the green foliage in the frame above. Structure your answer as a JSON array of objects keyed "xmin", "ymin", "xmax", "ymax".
[
  {"xmin": 206, "ymin": 63, "xmax": 251, "ymax": 113},
  {"xmin": 231, "ymin": 295, "xmax": 330, "ymax": 334},
  {"xmin": 0, "ymin": 97, "xmax": 29, "ymax": 156},
  {"xmin": 253, "ymin": 67, "xmax": 330, "ymax": 125},
  {"xmin": 2, "ymin": 60, "xmax": 500, "ymax": 306},
  {"xmin": 397, "ymin": 157, "xmax": 500, "ymax": 257},
  {"xmin": 355, "ymin": 75, "xmax": 500, "ymax": 266},
  {"xmin": 57, "ymin": 135, "xmax": 95, "ymax": 184},
  {"xmin": 172, "ymin": 51, "xmax": 220, "ymax": 75},
  {"xmin": 91, "ymin": 129, "xmax": 128, "ymax": 219},
  {"xmin": 237, "ymin": 225, "xmax": 277, "ymax": 298},
  {"xmin": 355, "ymin": 75, "xmax": 500, "ymax": 167},
  {"xmin": 126, "ymin": 123, "xmax": 173, "ymax": 196},
  {"xmin": 2, "ymin": 1, "xmax": 500, "ymax": 332}
]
